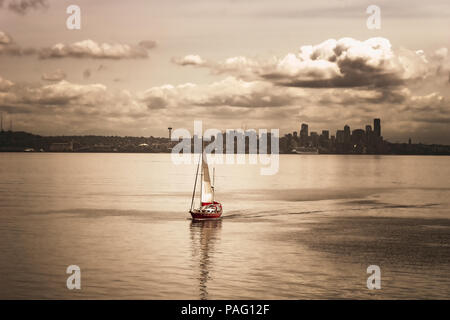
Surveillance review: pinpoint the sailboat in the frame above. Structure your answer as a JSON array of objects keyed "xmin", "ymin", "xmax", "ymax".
[{"xmin": 189, "ymin": 149, "xmax": 223, "ymax": 220}]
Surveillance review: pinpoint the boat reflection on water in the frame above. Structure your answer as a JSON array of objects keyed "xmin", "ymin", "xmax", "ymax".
[{"xmin": 190, "ymin": 219, "xmax": 222, "ymax": 300}]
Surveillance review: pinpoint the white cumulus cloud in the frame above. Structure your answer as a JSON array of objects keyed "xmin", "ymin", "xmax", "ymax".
[{"xmin": 39, "ymin": 39, "xmax": 156, "ymax": 60}]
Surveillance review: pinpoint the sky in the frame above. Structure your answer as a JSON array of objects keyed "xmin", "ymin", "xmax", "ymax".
[{"xmin": 0, "ymin": 0, "xmax": 449, "ymax": 143}]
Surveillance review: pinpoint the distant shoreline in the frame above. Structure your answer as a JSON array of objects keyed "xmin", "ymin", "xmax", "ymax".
[
  {"xmin": 1, "ymin": 130, "xmax": 450, "ymax": 155},
  {"xmin": 1, "ymin": 151, "xmax": 449, "ymax": 156}
]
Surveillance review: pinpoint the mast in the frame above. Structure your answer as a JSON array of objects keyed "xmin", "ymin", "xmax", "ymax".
[
  {"xmin": 212, "ymin": 167, "xmax": 215, "ymax": 202},
  {"xmin": 200, "ymin": 137, "xmax": 203, "ymax": 207},
  {"xmin": 190, "ymin": 153, "xmax": 201, "ymax": 211}
]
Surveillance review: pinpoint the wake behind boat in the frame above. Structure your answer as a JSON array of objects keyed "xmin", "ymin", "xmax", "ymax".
[{"xmin": 189, "ymin": 149, "xmax": 223, "ymax": 220}]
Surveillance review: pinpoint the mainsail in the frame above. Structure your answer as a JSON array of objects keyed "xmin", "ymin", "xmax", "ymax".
[
  {"xmin": 201, "ymin": 151, "xmax": 214, "ymax": 204},
  {"xmin": 189, "ymin": 146, "xmax": 223, "ymax": 220}
]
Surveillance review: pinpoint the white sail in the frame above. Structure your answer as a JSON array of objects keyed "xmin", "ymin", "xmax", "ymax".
[{"xmin": 201, "ymin": 152, "xmax": 214, "ymax": 204}]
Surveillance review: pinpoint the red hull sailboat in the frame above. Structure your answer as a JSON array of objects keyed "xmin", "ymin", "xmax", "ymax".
[{"xmin": 189, "ymin": 149, "xmax": 223, "ymax": 220}]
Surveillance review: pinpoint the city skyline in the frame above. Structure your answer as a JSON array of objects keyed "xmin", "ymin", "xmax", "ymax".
[
  {"xmin": 289, "ymin": 118, "xmax": 383, "ymax": 143},
  {"xmin": 283, "ymin": 118, "xmax": 388, "ymax": 154},
  {"xmin": 0, "ymin": 113, "xmax": 448, "ymax": 147},
  {"xmin": 2, "ymin": 116, "xmax": 450, "ymax": 155}
]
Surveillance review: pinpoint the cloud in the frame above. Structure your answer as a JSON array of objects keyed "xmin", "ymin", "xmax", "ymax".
[
  {"xmin": 138, "ymin": 40, "xmax": 157, "ymax": 50},
  {"xmin": 172, "ymin": 54, "xmax": 206, "ymax": 66},
  {"xmin": 433, "ymin": 47, "xmax": 448, "ymax": 60},
  {"xmin": 273, "ymin": 38, "xmax": 404, "ymax": 87},
  {"xmin": 0, "ymin": 79, "xmax": 151, "ymax": 132},
  {"xmin": 175, "ymin": 38, "xmax": 441, "ymax": 89},
  {"xmin": 2, "ymin": 0, "xmax": 48, "ymax": 15},
  {"xmin": 0, "ymin": 30, "xmax": 35, "ymax": 56},
  {"xmin": 141, "ymin": 77, "xmax": 297, "ymax": 109},
  {"xmin": 0, "ymin": 31, "xmax": 12, "ymax": 44},
  {"xmin": 0, "ymin": 78, "xmax": 156, "ymax": 135},
  {"xmin": 41, "ymin": 69, "xmax": 66, "ymax": 82},
  {"xmin": 39, "ymin": 39, "xmax": 156, "ymax": 60},
  {"xmin": 0, "ymin": 76, "xmax": 14, "ymax": 91},
  {"xmin": 0, "ymin": 72, "xmax": 448, "ymax": 143},
  {"xmin": 0, "ymin": 79, "xmax": 144, "ymax": 113},
  {"xmin": 1, "ymin": 32, "xmax": 156, "ymax": 59},
  {"xmin": 22, "ymin": 80, "xmax": 108, "ymax": 105}
]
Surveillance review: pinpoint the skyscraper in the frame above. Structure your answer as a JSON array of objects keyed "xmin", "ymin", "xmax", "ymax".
[
  {"xmin": 300, "ymin": 123, "xmax": 308, "ymax": 138},
  {"xmin": 319, "ymin": 130, "xmax": 329, "ymax": 148},
  {"xmin": 374, "ymin": 118, "xmax": 381, "ymax": 137},
  {"xmin": 344, "ymin": 125, "xmax": 351, "ymax": 144},
  {"xmin": 310, "ymin": 132, "xmax": 319, "ymax": 147},
  {"xmin": 336, "ymin": 130, "xmax": 345, "ymax": 143},
  {"xmin": 365, "ymin": 125, "xmax": 373, "ymax": 147},
  {"xmin": 300, "ymin": 123, "xmax": 308, "ymax": 146}
]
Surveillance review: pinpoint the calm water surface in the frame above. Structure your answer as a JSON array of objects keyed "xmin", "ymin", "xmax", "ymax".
[{"xmin": 0, "ymin": 153, "xmax": 449, "ymax": 299}]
